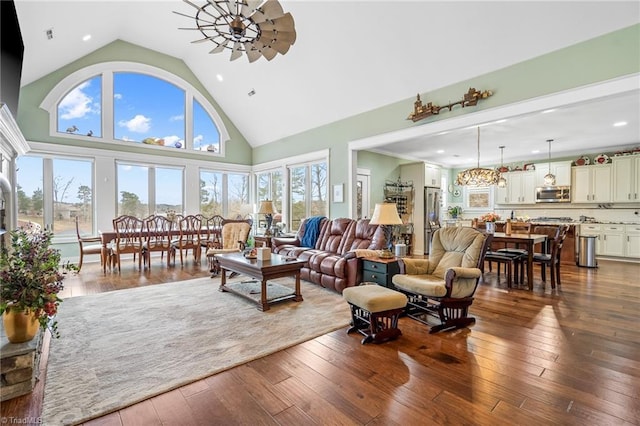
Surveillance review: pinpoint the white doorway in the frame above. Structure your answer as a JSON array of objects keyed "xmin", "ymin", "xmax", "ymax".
[{"xmin": 356, "ymin": 169, "xmax": 370, "ymax": 219}]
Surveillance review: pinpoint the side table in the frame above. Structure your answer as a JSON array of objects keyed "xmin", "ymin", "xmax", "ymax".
[{"xmin": 361, "ymin": 257, "xmax": 400, "ymax": 288}]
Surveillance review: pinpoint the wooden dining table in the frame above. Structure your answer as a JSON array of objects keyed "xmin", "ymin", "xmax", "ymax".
[{"xmin": 490, "ymin": 232, "xmax": 548, "ymax": 290}]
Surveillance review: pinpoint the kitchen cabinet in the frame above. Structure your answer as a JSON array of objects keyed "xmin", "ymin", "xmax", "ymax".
[
  {"xmin": 612, "ymin": 156, "xmax": 640, "ymax": 203},
  {"xmin": 495, "ymin": 171, "xmax": 535, "ymax": 204},
  {"xmin": 425, "ymin": 164, "xmax": 441, "ymax": 187},
  {"xmin": 625, "ymin": 224, "xmax": 640, "ymax": 258},
  {"xmin": 600, "ymin": 224, "xmax": 625, "ymax": 257},
  {"xmin": 571, "ymin": 165, "xmax": 611, "ymax": 203},
  {"xmin": 535, "ymin": 161, "xmax": 572, "ymax": 186}
]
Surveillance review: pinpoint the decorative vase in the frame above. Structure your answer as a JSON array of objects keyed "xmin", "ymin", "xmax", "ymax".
[
  {"xmin": 2, "ymin": 308, "xmax": 39, "ymax": 343},
  {"xmin": 486, "ymin": 222, "xmax": 496, "ymax": 234}
]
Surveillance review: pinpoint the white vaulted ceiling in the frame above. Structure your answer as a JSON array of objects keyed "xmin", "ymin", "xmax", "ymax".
[{"xmin": 13, "ymin": 1, "xmax": 640, "ymax": 167}]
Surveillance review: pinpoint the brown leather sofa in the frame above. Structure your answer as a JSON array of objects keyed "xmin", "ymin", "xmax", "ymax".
[{"xmin": 272, "ymin": 217, "xmax": 387, "ymax": 293}]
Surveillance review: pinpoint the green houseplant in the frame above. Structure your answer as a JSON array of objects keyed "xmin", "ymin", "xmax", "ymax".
[
  {"xmin": 447, "ymin": 206, "xmax": 463, "ymax": 219},
  {"xmin": 0, "ymin": 227, "xmax": 66, "ymax": 342}
]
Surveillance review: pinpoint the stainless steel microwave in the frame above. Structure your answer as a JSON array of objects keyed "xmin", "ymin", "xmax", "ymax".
[{"xmin": 535, "ymin": 186, "xmax": 571, "ymax": 203}]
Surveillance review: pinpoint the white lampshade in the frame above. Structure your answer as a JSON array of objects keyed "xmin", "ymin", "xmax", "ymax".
[{"xmin": 370, "ymin": 203, "xmax": 403, "ymax": 225}]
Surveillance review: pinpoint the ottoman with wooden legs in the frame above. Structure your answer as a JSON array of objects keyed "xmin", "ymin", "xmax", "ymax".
[{"xmin": 342, "ymin": 283, "xmax": 408, "ymax": 344}]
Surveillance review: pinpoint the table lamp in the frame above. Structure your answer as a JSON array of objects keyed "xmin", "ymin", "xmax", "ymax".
[
  {"xmin": 369, "ymin": 202, "xmax": 403, "ymax": 258},
  {"xmin": 258, "ymin": 200, "xmax": 276, "ymax": 236}
]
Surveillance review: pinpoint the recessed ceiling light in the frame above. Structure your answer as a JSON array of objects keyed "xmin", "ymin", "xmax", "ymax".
[
  {"xmin": 532, "ymin": 150, "xmax": 540, "ymax": 154},
  {"xmin": 613, "ymin": 121, "xmax": 628, "ymax": 127},
  {"xmin": 436, "ymin": 150, "xmax": 444, "ymax": 154},
  {"xmin": 216, "ymin": 74, "xmax": 223, "ymax": 82},
  {"xmin": 82, "ymin": 34, "xmax": 92, "ymax": 42},
  {"xmin": 541, "ymin": 109, "xmax": 556, "ymax": 114}
]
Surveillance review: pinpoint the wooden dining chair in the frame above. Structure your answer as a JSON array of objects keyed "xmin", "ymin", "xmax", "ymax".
[
  {"xmin": 531, "ymin": 225, "xmax": 569, "ymax": 289},
  {"xmin": 75, "ymin": 216, "xmax": 104, "ymax": 272},
  {"xmin": 111, "ymin": 215, "xmax": 145, "ymax": 272},
  {"xmin": 171, "ymin": 214, "xmax": 202, "ymax": 266},
  {"xmin": 143, "ymin": 214, "xmax": 173, "ymax": 268}
]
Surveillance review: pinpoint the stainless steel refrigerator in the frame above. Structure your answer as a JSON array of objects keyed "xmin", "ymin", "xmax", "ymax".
[{"xmin": 424, "ymin": 187, "xmax": 442, "ymax": 255}]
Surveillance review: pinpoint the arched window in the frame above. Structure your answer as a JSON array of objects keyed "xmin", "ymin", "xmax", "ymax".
[{"xmin": 42, "ymin": 62, "xmax": 229, "ymax": 155}]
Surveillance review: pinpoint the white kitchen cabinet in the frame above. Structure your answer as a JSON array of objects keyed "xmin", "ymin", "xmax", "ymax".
[
  {"xmin": 495, "ymin": 171, "xmax": 535, "ymax": 204},
  {"xmin": 625, "ymin": 224, "xmax": 640, "ymax": 258},
  {"xmin": 612, "ymin": 156, "xmax": 640, "ymax": 203},
  {"xmin": 425, "ymin": 164, "xmax": 441, "ymax": 187},
  {"xmin": 535, "ymin": 161, "xmax": 572, "ymax": 186},
  {"xmin": 571, "ymin": 165, "xmax": 611, "ymax": 203},
  {"xmin": 600, "ymin": 224, "xmax": 625, "ymax": 257}
]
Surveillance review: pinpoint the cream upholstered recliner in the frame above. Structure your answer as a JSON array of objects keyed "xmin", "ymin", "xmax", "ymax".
[
  {"xmin": 392, "ymin": 227, "xmax": 492, "ymax": 333},
  {"xmin": 206, "ymin": 218, "xmax": 252, "ymax": 276}
]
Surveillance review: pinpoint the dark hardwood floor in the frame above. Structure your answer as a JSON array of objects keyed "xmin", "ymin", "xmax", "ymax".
[{"xmin": 2, "ymin": 255, "xmax": 639, "ymax": 425}]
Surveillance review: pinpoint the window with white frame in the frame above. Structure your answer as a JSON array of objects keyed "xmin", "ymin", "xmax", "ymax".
[
  {"xmin": 199, "ymin": 170, "xmax": 249, "ymax": 218},
  {"xmin": 116, "ymin": 162, "xmax": 184, "ymax": 217},
  {"xmin": 16, "ymin": 155, "xmax": 95, "ymax": 237},
  {"xmin": 43, "ymin": 62, "xmax": 229, "ymax": 155},
  {"xmin": 288, "ymin": 161, "xmax": 327, "ymax": 232}
]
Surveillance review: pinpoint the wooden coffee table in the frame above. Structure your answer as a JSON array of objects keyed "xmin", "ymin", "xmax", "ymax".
[{"xmin": 216, "ymin": 252, "xmax": 306, "ymax": 311}]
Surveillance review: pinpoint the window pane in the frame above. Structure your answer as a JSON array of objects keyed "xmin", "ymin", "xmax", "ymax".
[
  {"xmin": 200, "ymin": 170, "xmax": 223, "ymax": 216},
  {"xmin": 272, "ymin": 170, "xmax": 283, "ymax": 213},
  {"xmin": 114, "ymin": 73, "xmax": 185, "ymax": 148},
  {"xmin": 290, "ymin": 166, "xmax": 306, "ymax": 232},
  {"xmin": 117, "ymin": 164, "xmax": 149, "ymax": 217},
  {"xmin": 193, "ymin": 99, "xmax": 220, "ymax": 153},
  {"xmin": 16, "ymin": 156, "xmax": 44, "ymax": 228},
  {"xmin": 227, "ymin": 173, "xmax": 249, "ymax": 219},
  {"xmin": 155, "ymin": 167, "xmax": 183, "ymax": 214},
  {"xmin": 257, "ymin": 173, "xmax": 270, "ymax": 201},
  {"xmin": 57, "ymin": 76, "xmax": 102, "ymax": 138},
  {"xmin": 52, "ymin": 158, "xmax": 93, "ymax": 236},
  {"xmin": 310, "ymin": 162, "xmax": 327, "ymax": 217}
]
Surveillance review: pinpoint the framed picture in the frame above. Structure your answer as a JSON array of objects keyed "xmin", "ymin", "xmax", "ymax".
[
  {"xmin": 463, "ymin": 186, "xmax": 494, "ymax": 211},
  {"xmin": 333, "ymin": 183, "xmax": 344, "ymax": 203}
]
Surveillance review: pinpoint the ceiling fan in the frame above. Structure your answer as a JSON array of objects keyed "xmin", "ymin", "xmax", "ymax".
[{"xmin": 175, "ymin": 0, "xmax": 296, "ymax": 62}]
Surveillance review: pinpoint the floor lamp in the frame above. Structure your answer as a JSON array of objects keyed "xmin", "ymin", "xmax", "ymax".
[{"xmin": 369, "ymin": 202, "xmax": 403, "ymax": 258}]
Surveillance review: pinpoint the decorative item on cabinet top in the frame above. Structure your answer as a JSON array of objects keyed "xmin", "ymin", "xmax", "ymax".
[
  {"xmin": 594, "ymin": 154, "xmax": 610, "ymax": 164},
  {"xmin": 573, "ymin": 156, "xmax": 591, "ymax": 166}
]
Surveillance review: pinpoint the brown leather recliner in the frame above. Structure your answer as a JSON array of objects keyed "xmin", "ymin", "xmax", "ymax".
[{"xmin": 273, "ymin": 217, "xmax": 387, "ymax": 293}]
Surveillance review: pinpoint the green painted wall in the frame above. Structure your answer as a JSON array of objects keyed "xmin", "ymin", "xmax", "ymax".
[
  {"xmin": 17, "ymin": 40, "xmax": 252, "ymax": 164},
  {"xmin": 356, "ymin": 150, "xmax": 414, "ymax": 214},
  {"xmin": 254, "ymin": 24, "xmax": 639, "ymax": 214}
]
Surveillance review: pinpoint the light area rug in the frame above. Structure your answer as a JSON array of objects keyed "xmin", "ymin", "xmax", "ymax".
[{"xmin": 41, "ymin": 276, "xmax": 351, "ymax": 425}]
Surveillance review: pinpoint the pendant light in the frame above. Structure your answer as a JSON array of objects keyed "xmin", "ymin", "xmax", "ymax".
[
  {"xmin": 497, "ymin": 145, "xmax": 507, "ymax": 188},
  {"xmin": 543, "ymin": 139, "xmax": 556, "ymax": 186},
  {"xmin": 455, "ymin": 127, "xmax": 500, "ymax": 186}
]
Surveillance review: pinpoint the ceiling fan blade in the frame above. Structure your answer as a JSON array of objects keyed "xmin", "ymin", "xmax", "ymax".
[
  {"xmin": 244, "ymin": 42, "xmax": 262, "ymax": 62},
  {"xmin": 241, "ymin": 0, "xmax": 262, "ymax": 17},
  {"xmin": 260, "ymin": 46, "xmax": 278, "ymax": 61},
  {"xmin": 269, "ymin": 39, "xmax": 291, "ymax": 55},
  {"xmin": 259, "ymin": 12, "xmax": 294, "ymax": 32},
  {"xmin": 230, "ymin": 42, "xmax": 243, "ymax": 61},
  {"xmin": 251, "ymin": 0, "xmax": 284, "ymax": 23},
  {"xmin": 209, "ymin": 39, "xmax": 230, "ymax": 53}
]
